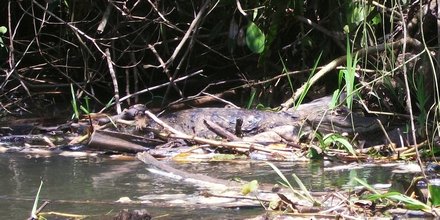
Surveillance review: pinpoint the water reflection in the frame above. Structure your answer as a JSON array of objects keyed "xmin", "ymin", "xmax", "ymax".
[{"xmin": 0, "ymin": 154, "xmax": 399, "ymax": 219}]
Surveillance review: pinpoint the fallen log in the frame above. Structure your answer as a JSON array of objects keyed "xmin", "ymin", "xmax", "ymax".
[
  {"xmin": 88, "ymin": 130, "xmax": 163, "ymax": 153},
  {"xmin": 136, "ymin": 151, "xmax": 239, "ymax": 189}
]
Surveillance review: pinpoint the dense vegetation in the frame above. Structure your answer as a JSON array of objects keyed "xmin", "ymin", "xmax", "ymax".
[
  {"xmin": 3, "ymin": 1, "xmax": 440, "ymax": 217},
  {"xmin": 0, "ymin": 0, "xmax": 438, "ymax": 144}
]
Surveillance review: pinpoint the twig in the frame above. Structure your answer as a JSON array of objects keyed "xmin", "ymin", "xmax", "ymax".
[
  {"xmin": 31, "ymin": 0, "xmax": 105, "ymax": 58},
  {"xmin": 118, "ymin": 69, "xmax": 203, "ymax": 103},
  {"xmin": 144, "ymin": 110, "xmax": 186, "ymax": 136},
  {"xmin": 34, "ymin": 201, "xmax": 49, "ymax": 217},
  {"xmin": 293, "ymin": 15, "xmax": 345, "ymax": 51},
  {"xmin": 203, "ymin": 191, "xmax": 270, "ymax": 202},
  {"xmin": 27, "ymin": 201, "xmax": 49, "ymax": 220},
  {"xmin": 203, "ymin": 119, "xmax": 239, "ymax": 141},
  {"xmin": 147, "ymin": 44, "xmax": 182, "ymax": 97},
  {"xmin": 376, "ymin": 119, "xmax": 396, "ymax": 153},
  {"xmin": 236, "ymin": 0, "xmax": 247, "ymax": 16},
  {"xmin": 5, "ymin": 1, "xmax": 16, "ymax": 90},
  {"xmin": 398, "ymin": 1, "xmax": 425, "ymax": 178},
  {"xmin": 201, "ymin": 92, "xmax": 240, "ymax": 108},
  {"xmin": 13, "ymin": 1, "xmax": 106, "ymax": 106},
  {"xmin": 2, "ymin": 1, "xmax": 32, "ymax": 94},
  {"xmin": 161, "ymin": 0, "xmax": 211, "ymax": 104},
  {"xmin": 105, "ymin": 48, "xmax": 121, "ymax": 114},
  {"xmin": 370, "ymin": 1, "xmax": 402, "ymax": 18},
  {"xmin": 129, "ymin": 52, "xmax": 140, "ymax": 103},
  {"xmin": 163, "ymin": 0, "xmax": 211, "ymax": 67},
  {"xmin": 97, "ymin": 4, "xmax": 111, "ymax": 34},
  {"xmin": 163, "ymin": 89, "xmax": 239, "ymax": 112}
]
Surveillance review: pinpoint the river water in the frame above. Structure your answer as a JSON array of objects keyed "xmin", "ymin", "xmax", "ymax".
[{"xmin": 0, "ymin": 153, "xmax": 408, "ymax": 219}]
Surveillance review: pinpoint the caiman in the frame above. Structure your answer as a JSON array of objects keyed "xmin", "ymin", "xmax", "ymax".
[{"xmin": 121, "ymin": 96, "xmax": 383, "ymax": 144}]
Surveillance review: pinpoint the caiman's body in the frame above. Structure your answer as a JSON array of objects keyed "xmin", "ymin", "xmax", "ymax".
[
  {"xmin": 146, "ymin": 96, "xmax": 382, "ymax": 143},
  {"xmin": 156, "ymin": 108, "xmax": 302, "ymax": 142}
]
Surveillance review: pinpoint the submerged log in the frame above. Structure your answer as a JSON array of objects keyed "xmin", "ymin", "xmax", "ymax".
[
  {"xmin": 136, "ymin": 151, "xmax": 239, "ymax": 188},
  {"xmin": 88, "ymin": 130, "xmax": 163, "ymax": 153}
]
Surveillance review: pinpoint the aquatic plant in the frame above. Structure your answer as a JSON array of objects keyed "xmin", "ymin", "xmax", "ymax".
[
  {"xmin": 266, "ymin": 162, "xmax": 320, "ymax": 206},
  {"xmin": 30, "ymin": 181, "xmax": 44, "ymax": 220},
  {"xmin": 354, "ymin": 177, "xmax": 431, "ymax": 211}
]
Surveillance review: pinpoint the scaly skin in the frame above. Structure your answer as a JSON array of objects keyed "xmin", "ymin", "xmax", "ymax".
[
  {"xmin": 152, "ymin": 96, "xmax": 382, "ymax": 141},
  {"xmin": 111, "ymin": 96, "xmax": 382, "ymax": 143},
  {"xmin": 289, "ymin": 96, "xmax": 381, "ymax": 134},
  {"xmin": 157, "ymin": 108, "xmax": 300, "ymax": 139}
]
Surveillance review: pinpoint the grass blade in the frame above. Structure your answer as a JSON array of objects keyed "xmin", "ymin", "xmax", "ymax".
[
  {"xmin": 295, "ymin": 52, "xmax": 323, "ymax": 108},
  {"xmin": 70, "ymin": 84, "xmax": 79, "ymax": 119},
  {"xmin": 266, "ymin": 162, "xmax": 319, "ymax": 205},
  {"xmin": 292, "ymin": 173, "xmax": 320, "ymax": 206},
  {"xmin": 31, "ymin": 180, "xmax": 44, "ymax": 219}
]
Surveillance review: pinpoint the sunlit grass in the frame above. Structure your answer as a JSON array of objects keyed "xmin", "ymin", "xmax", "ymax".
[
  {"xmin": 266, "ymin": 162, "xmax": 321, "ymax": 206},
  {"xmin": 294, "ymin": 52, "xmax": 323, "ymax": 109},
  {"xmin": 30, "ymin": 181, "xmax": 44, "ymax": 220}
]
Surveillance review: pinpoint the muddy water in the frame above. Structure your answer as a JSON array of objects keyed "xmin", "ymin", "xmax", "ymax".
[{"xmin": 0, "ymin": 154, "xmax": 402, "ymax": 219}]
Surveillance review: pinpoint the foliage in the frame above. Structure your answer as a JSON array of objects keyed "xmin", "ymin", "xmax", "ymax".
[
  {"xmin": 295, "ymin": 52, "xmax": 322, "ymax": 108},
  {"xmin": 428, "ymin": 180, "xmax": 440, "ymax": 206},
  {"xmin": 313, "ymin": 132, "xmax": 356, "ymax": 156},
  {"xmin": 70, "ymin": 84, "xmax": 92, "ymax": 119},
  {"xmin": 368, "ymin": 192, "xmax": 431, "ymax": 211},
  {"xmin": 0, "ymin": 26, "xmax": 7, "ymax": 51},
  {"xmin": 31, "ymin": 181, "xmax": 44, "ymax": 220},
  {"xmin": 70, "ymin": 84, "xmax": 80, "ymax": 120},
  {"xmin": 354, "ymin": 177, "xmax": 431, "ymax": 211},
  {"xmin": 342, "ymin": 36, "xmax": 358, "ymax": 109},
  {"xmin": 414, "ymin": 71, "xmax": 429, "ymax": 128},
  {"xmin": 324, "ymin": 133, "xmax": 356, "ymax": 156},
  {"xmin": 266, "ymin": 162, "xmax": 320, "ymax": 206},
  {"xmin": 241, "ymin": 180, "xmax": 259, "ymax": 195},
  {"xmin": 0, "ymin": 0, "xmax": 438, "ymax": 150},
  {"xmin": 246, "ymin": 22, "xmax": 265, "ymax": 54}
]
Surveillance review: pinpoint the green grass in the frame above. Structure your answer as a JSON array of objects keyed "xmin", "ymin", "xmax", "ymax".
[
  {"xmin": 312, "ymin": 132, "xmax": 356, "ymax": 157},
  {"xmin": 70, "ymin": 84, "xmax": 80, "ymax": 119},
  {"xmin": 30, "ymin": 181, "xmax": 44, "ymax": 219},
  {"xmin": 70, "ymin": 84, "xmax": 93, "ymax": 118},
  {"xmin": 266, "ymin": 162, "xmax": 321, "ymax": 206},
  {"xmin": 331, "ymin": 36, "xmax": 358, "ymax": 110},
  {"xmin": 354, "ymin": 177, "xmax": 431, "ymax": 211},
  {"xmin": 294, "ymin": 52, "xmax": 323, "ymax": 109}
]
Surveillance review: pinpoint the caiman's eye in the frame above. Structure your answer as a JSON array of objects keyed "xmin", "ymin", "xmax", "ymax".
[{"xmin": 334, "ymin": 107, "xmax": 348, "ymax": 116}]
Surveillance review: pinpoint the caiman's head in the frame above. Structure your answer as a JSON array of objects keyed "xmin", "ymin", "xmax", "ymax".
[
  {"xmin": 305, "ymin": 106, "xmax": 381, "ymax": 135},
  {"xmin": 290, "ymin": 95, "xmax": 381, "ymax": 135},
  {"xmin": 120, "ymin": 104, "xmax": 150, "ymax": 130}
]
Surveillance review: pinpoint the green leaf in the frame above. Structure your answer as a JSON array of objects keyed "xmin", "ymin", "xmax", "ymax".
[
  {"xmin": 241, "ymin": 180, "xmax": 259, "ymax": 195},
  {"xmin": 371, "ymin": 14, "xmax": 381, "ymax": 25},
  {"xmin": 0, "ymin": 26, "xmax": 7, "ymax": 35},
  {"xmin": 356, "ymin": 177, "xmax": 431, "ymax": 211},
  {"xmin": 295, "ymin": 52, "xmax": 322, "ymax": 108},
  {"xmin": 323, "ymin": 133, "xmax": 356, "ymax": 156},
  {"xmin": 329, "ymin": 89, "xmax": 341, "ymax": 109},
  {"xmin": 265, "ymin": 162, "xmax": 313, "ymax": 203},
  {"xmin": 307, "ymin": 146, "xmax": 323, "ymax": 159},
  {"xmin": 70, "ymin": 84, "xmax": 80, "ymax": 119},
  {"xmin": 353, "ymin": 177, "xmax": 380, "ymax": 194},
  {"xmin": 367, "ymin": 192, "xmax": 430, "ymax": 211},
  {"xmin": 429, "ymin": 181, "xmax": 440, "ymax": 206},
  {"xmin": 31, "ymin": 181, "xmax": 44, "ymax": 219},
  {"xmin": 246, "ymin": 22, "xmax": 265, "ymax": 54}
]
